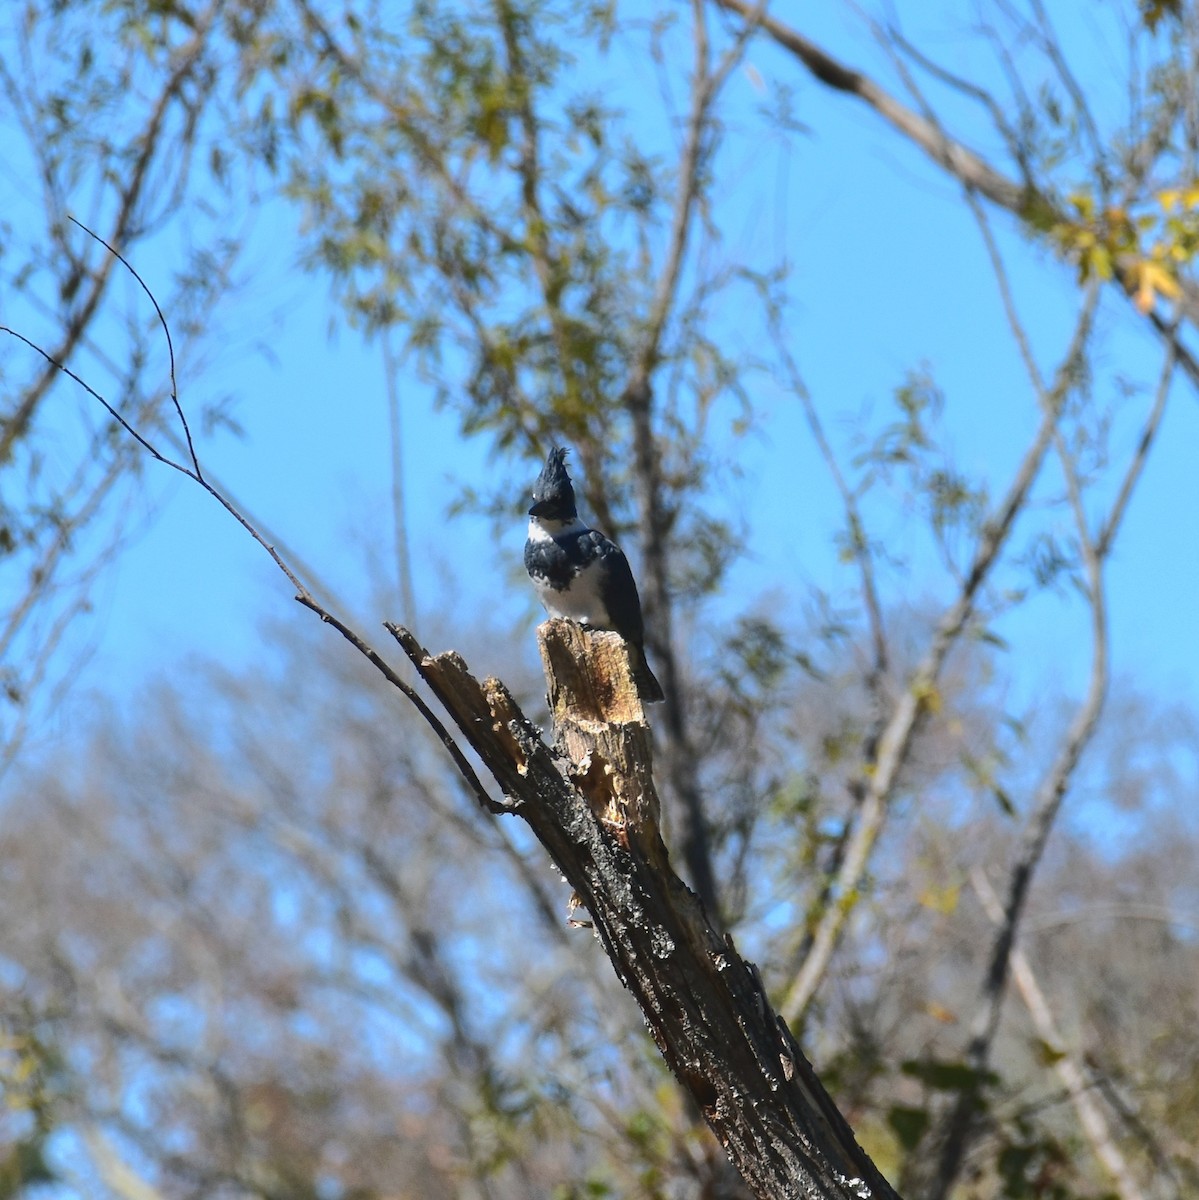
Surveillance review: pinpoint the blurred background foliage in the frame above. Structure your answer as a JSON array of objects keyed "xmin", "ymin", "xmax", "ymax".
[{"xmin": 2, "ymin": 0, "xmax": 1199, "ymax": 1197}]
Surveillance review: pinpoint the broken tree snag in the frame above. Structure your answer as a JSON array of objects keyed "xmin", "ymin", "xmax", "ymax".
[
  {"xmin": 537, "ymin": 617, "xmax": 644, "ymax": 723},
  {"xmin": 536, "ymin": 619, "xmax": 663, "ymax": 853},
  {"xmin": 388, "ymin": 622, "xmax": 900, "ymax": 1199}
]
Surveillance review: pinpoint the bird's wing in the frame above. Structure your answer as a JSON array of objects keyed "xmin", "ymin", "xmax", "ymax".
[{"xmin": 584, "ymin": 531, "xmax": 646, "ymax": 646}]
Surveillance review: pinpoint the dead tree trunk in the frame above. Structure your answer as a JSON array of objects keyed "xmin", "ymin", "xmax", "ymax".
[{"xmin": 388, "ymin": 617, "xmax": 900, "ymax": 1200}]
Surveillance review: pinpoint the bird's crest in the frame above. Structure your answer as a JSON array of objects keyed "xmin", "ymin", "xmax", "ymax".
[{"xmin": 529, "ymin": 445, "xmax": 577, "ymax": 517}]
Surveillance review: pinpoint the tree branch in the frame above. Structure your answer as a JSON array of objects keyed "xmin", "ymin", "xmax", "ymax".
[
  {"xmin": 712, "ymin": 0, "xmax": 1026, "ymax": 210},
  {"xmin": 971, "ymin": 869, "xmax": 1147, "ymax": 1200},
  {"xmin": 8, "ymin": 161, "xmax": 905, "ymax": 1200},
  {"xmin": 389, "ymin": 618, "xmax": 902, "ymax": 1199},
  {"xmin": 779, "ymin": 287, "xmax": 1099, "ymax": 1027},
  {"xmin": 615, "ymin": 0, "xmax": 766, "ymax": 922},
  {"xmin": 0, "ymin": 5, "xmax": 216, "ymax": 464},
  {"xmin": 711, "ymin": 0, "xmax": 1199, "ymax": 387},
  {"xmin": 922, "ymin": 340, "xmax": 1174, "ymax": 1200}
]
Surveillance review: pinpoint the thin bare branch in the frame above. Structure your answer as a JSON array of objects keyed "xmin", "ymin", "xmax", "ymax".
[
  {"xmin": 300, "ymin": 609, "xmax": 505, "ymax": 817},
  {"xmin": 780, "ymin": 287, "xmax": 1099, "ymax": 1027},
  {"xmin": 1098, "ymin": 339, "xmax": 1175, "ymax": 556},
  {"xmin": 1, "ymin": 326, "xmax": 186, "ymax": 476},
  {"xmin": 0, "ymin": 8, "xmax": 215, "ymax": 463},
  {"xmin": 767, "ymin": 306, "xmax": 888, "ymax": 686},
  {"xmin": 964, "ymin": 190, "xmax": 1047, "ymax": 391},
  {"xmin": 67, "ymin": 216, "xmax": 199, "ymax": 480},
  {"xmin": 3, "ymin": 297, "xmax": 506, "ymax": 822},
  {"xmin": 711, "ymin": 0, "xmax": 1199, "ymax": 384},
  {"xmin": 712, "ymin": 0, "xmax": 1026, "ymax": 210},
  {"xmin": 924, "ymin": 331, "xmax": 1173, "ymax": 1199},
  {"xmin": 971, "ymin": 869, "xmax": 1147, "ymax": 1200},
  {"xmin": 883, "ymin": 23, "xmax": 1026, "ymax": 182}
]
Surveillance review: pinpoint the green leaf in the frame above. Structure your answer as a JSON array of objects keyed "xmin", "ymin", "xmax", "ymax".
[
  {"xmin": 901, "ymin": 1058, "xmax": 999, "ymax": 1094},
  {"xmin": 886, "ymin": 1104, "xmax": 930, "ymax": 1152},
  {"xmin": 993, "ymin": 786, "xmax": 1016, "ymax": 818},
  {"xmin": 1032, "ymin": 1037, "xmax": 1067, "ymax": 1067}
]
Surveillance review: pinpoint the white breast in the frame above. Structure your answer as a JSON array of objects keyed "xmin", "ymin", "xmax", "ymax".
[
  {"xmin": 534, "ymin": 559, "xmax": 609, "ymax": 626},
  {"xmin": 527, "ymin": 516, "xmax": 612, "ymax": 628}
]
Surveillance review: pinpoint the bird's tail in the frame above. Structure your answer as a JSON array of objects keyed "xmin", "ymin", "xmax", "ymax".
[{"xmin": 634, "ymin": 646, "xmax": 665, "ymax": 704}]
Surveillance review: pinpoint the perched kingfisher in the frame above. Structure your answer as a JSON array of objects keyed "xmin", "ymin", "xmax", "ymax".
[{"xmin": 524, "ymin": 447, "xmax": 665, "ymax": 703}]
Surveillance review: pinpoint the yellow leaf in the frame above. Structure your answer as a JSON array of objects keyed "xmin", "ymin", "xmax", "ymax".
[
  {"xmin": 911, "ymin": 677, "xmax": 942, "ymax": 713},
  {"xmin": 1134, "ymin": 259, "xmax": 1182, "ymax": 312},
  {"xmin": 1068, "ymin": 190, "xmax": 1094, "ymax": 220},
  {"xmin": 918, "ymin": 882, "xmax": 961, "ymax": 914},
  {"xmin": 1088, "ymin": 244, "xmax": 1113, "ymax": 280}
]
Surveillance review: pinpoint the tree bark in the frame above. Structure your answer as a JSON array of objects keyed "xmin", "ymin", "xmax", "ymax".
[{"xmin": 387, "ymin": 617, "xmax": 901, "ymax": 1200}]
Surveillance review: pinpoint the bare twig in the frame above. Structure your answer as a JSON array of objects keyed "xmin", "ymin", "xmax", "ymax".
[
  {"xmin": 305, "ymin": 605, "xmax": 504, "ymax": 815},
  {"xmin": 711, "ymin": 0, "xmax": 1025, "ymax": 210},
  {"xmin": 767, "ymin": 307, "xmax": 888, "ymax": 689},
  {"xmin": 883, "ymin": 23, "xmax": 1027, "ymax": 184},
  {"xmin": 1, "ymin": 326, "xmax": 188, "ymax": 474},
  {"xmin": 616, "ymin": 2, "xmax": 768, "ymax": 923},
  {"xmin": 2, "ymin": 259, "xmax": 506, "ymax": 821},
  {"xmin": 66, "ymin": 217, "xmax": 200, "ymax": 481},
  {"xmin": 1098, "ymin": 340, "xmax": 1176, "ymax": 556},
  {"xmin": 923, "ymin": 341, "xmax": 1175, "ymax": 1200},
  {"xmin": 971, "ymin": 869, "xmax": 1147, "ymax": 1200},
  {"xmin": 964, "ymin": 191, "xmax": 1048, "ymax": 392},
  {"xmin": 779, "ymin": 287, "xmax": 1099, "ymax": 1027},
  {"xmin": 0, "ymin": 7, "xmax": 216, "ymax": 463},
  {"xmin": 710, "ymin": 0, "xmax": 1199, "ymax": 383}
]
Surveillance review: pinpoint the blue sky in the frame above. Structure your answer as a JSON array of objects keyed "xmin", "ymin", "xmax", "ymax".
[{"xmin": 7, "ymin": 0, "xmax": 1199, "ymax": 757}]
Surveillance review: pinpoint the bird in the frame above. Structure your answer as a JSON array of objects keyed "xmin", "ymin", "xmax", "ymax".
[{"xmin": 524, "ymin": 446, "xmax": 665, "ymax": 704}]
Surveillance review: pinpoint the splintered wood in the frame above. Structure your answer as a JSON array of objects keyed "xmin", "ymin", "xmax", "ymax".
[{"xmin": 536, "ymin": 619, "xmax": 661, "ymax": 837}]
